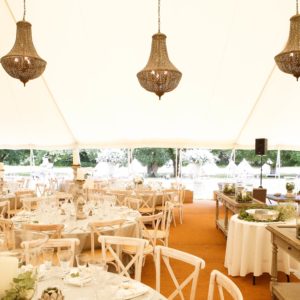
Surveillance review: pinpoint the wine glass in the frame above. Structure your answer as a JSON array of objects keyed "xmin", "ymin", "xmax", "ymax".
[
  {"xmin": 57, "ymin": 249, "xmax": 73, "ymax": 274},
  {"xmin": 76, "ymin": 253, "xmax": 90, "ymax": 271},
  {"xmin": 42, "ymin": 247, "xmax": 54, "ymax": 270}
]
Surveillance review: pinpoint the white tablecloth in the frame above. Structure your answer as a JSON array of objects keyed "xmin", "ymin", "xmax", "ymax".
[
  {"xmin": 224, "ymin": 214, "xmax": 300, "ymax": 277},
  {"xmin": 13, "ymin": 207, "xmax": 140, "ymax": 251},
  {"xmin": 33, "ymin": 268, "xmax": 167, "ymax": 300}
]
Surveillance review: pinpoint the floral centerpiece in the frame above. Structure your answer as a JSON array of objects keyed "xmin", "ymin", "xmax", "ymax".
[
  {"xmin": 286, "ymin": 182, "xmax": 295, "ymax": 197},
  {"xmin": 133, "ymin": 176, "xmax": 144, "ymax": 185},
  {"xmin": 222, "ymin": 183, "xmax": 235, "ymax": 195},
  {"xmin": 235, "ymin": 189, "xmax": 253, "ymax": 203}
]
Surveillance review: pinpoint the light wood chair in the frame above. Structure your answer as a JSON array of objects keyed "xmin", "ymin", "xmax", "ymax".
[
  {"xmin": 35, "ymin": 183, "xmax": 48, "ymax": 197},
  {"xmin": 20, "ymin": 196, "xmax": 42, "ymax": 211},
  {"xmin": 105, "ymin": 191, "xmax": 127, "ymax": 206},
  {"xmin": 12, "ymin": 190, "xmax": 36, "ymax": 216},
  {"xmin": 42, "ymin": 238, "xmax": 80, "ymax": 267},
  {"xmin": 144, "ymin": 201, "xmax": 173, "ymax": 247},
  {"xmin": 99, "ymin": 235, "xmax": 148, "ymax": 281},
  {"xmin": 123, "ymin": 212, "xmax": 163, "ymax": 260},
  {"xmin": 156, "ymin": 189, "xmax": 177, "ymax": 226},
  {"xmin": 88, "ymin": 219, "xmax": 125, "ymax": 261},
  {"xmin": 136, "ymin": 191, "xmax": 157, "ymax": 216},
  {"xmin": 124, "ymin": 197, "xmax": 142, "ymax": 210},
  {"xmin": 154, "ymin": 245, "xmax": 205, "ymax": 300},
  {"xmin": 173, "ymin": 188, "xmax": 185, "ymax": 225},
  {"xmin": 0, "ymin": 218, "xmax": 14, "ymax": 249},
  {"xmin": 0, "ymin": 201, "xmax": 10, "ymax": 218},
  {"xmin": 207, "ymin": 270, "xmax": 243, "ymax": 300},
  {"xmin": 22, "ymin": 223, "xmax": 64, "ymax": 238}
]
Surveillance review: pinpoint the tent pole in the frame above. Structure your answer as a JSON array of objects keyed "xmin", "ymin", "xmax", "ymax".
[{"xmin": 175, "ymin": 148, "xmax": 178, "ymax": 180}]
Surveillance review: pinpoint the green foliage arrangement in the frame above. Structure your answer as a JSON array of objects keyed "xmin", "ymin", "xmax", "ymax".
[
  {"xmin": 238, "ymin": 203, "xmax": 297, "ymax": 222},
  {"xmin": 2, "ymin": 271, "xmax": 36, "ymax": 300}
]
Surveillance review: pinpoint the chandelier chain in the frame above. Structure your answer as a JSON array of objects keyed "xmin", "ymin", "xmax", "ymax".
[
  {"xmin": 23, "ymin": 0, "xmax": 26, "ymax": 20},
  {"xmin": 158, "ymin": 0, "xmax": 160, "ymax": 33}
]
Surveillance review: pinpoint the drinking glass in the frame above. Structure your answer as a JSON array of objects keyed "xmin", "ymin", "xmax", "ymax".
[
  {"xmin": 42, "ymin": 247, "xmax": 54, "ymax": 270},
  {"xmin": 76, "ymin": 253, "xmax": 90, "ymax": 271},
  {"xmin": 57, "ymin": 249, "xmax": 73, "ymax": 273}
]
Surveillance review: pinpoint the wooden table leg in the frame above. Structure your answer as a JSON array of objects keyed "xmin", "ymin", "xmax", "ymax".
[
  {"xmin": 216, "ymin": 194, "xmax": 219, "ymax": 228},
  {"xmin": 224, "ymin": 205, "xmax": 229, "ymax": 234}
]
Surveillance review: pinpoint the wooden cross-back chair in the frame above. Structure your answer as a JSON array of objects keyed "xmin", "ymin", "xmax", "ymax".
[
  {"xmin": 154, "ymin": 245, "xmax": 205, "ymax": 300},
  {"xmin": 124, "ymin": 197, "xmax": 142, "ymax": 210},
  {"xmin": 207, "ymin": 270, "xmax": 243, "ymax": 300},
  {"xmin": 136, "ymin": 191, "xmax": 157, "ymax": 216},
  {"xmin": 0, "ymin": 200, "xmax": 10, "ymax": 218},
  {"xmin": 123, "ymin": 212, "xmax": 163, "ymax": 261},
  {"xmin": 0, "ymin": 218, "xmax": 14, "ymax": 250},
  {"xmin": 99, "ymin": 235, "xmax": 148, "ymax": 281},
  {"xmin": 22, "ymin": 223, "xmax": 64, "ymax": 239},
  {"xmin": 41, "ymin": 238, "xmax": 80, "ymax": 267},
  {"xmin": 88, "ymin": 219, "xmax": 125, "ymax": 259},
  {"xmin": 12, "ymin": 190, "xmax": 36, "ymax": 216}
]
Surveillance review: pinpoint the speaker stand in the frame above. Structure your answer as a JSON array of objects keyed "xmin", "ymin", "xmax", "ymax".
[{"xmin": 259, "ymin": 155, "xmax": 263, "ymax": 188}]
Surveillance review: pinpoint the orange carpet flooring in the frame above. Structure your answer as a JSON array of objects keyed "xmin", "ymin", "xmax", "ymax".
[{"xmin": 141, "ymin": 200, "xmax": 297, "ymax": 300}]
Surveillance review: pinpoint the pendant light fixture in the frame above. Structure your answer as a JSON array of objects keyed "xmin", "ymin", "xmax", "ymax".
[
  {"xmin": 1, "ymin": 0, "xmax": 47, "ymax": 86},
  {"xmin": 275, "ymin": 0, "xmax": 300, "ymax": 80},
  {"xmin": 137, "ymin": 0, "xmax": 182, "ymax": 99}
]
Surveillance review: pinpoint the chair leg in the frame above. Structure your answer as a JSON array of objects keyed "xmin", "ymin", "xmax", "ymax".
[
  {"xmin": 172, "ymin": 209, "xmax": 176, "ymax": 227},
  {"xmin": 179, "ymin": 207, "xmax": 183, "ymax": 224}
]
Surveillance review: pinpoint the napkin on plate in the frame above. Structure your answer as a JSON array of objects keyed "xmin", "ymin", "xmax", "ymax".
[
  {"xmin": 115, "ymin": 281, "xmax": 149, "ymax": 300},
  {"xmin": 64, "ymin": 271, "xmax": 92, "ymax": 286}
]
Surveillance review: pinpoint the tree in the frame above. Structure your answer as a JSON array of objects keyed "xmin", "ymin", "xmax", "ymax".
[{"xmin": 133, "ymin": 148, "xmax": 171, "ymax": 177}]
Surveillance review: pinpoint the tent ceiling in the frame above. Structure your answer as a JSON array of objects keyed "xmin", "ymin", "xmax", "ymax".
[{"xmin": 0, "ymin": 0, "xmax": 298, "ymax": 150}]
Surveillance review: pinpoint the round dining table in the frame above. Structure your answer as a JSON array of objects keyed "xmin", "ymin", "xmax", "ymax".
[
  {"xmin": 33, "ymin": 267, "xmax": 167, "ymax": 300},
  {"xmin": 224, "ymin": 214, "xmax": 300, "ymax": 277},
  {"xmin": 12, "ymin": 205, "xmax": 140, "ymax": 251}
]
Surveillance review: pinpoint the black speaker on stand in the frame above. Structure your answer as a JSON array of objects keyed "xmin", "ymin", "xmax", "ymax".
[
  {"xmin": 255, "ymin": 138, "xmax": 268, "ymax": 188},
  {"xmin": 253, "ymin": 138, "xmax": 268, "ymax": 202}
]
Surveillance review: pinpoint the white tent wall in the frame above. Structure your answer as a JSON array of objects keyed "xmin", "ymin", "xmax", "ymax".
[{"xmin": 0, "ymin": 0, "xmax": 298, "ymax": 150}]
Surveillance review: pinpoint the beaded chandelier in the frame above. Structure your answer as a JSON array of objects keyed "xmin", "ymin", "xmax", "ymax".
[
  {"xmin": 137, "ymin": 0, "xmax": 182, "ymax": 100},
  {"xmin": 275, "ymin": 0, "xmax": 300, "ymax": 80},
  {"xmin": 1, "ymin": 0, "xmax": 46, "ymax": 86}
]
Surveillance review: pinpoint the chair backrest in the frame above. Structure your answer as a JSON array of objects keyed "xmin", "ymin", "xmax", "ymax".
[
  {"xmin": 35, "ymin": 183, "xmax": 48, "ymax": 197},
  {"xmin": 108, "ymin": 190, "xmax": 131, "ymax": 206},
  {"xmin": 0, "ymin": 218, "xmax": 14, "ymax": 249},
  {"xmin": 89, "ymin": 219, "xmax": 125, "ymax": 257},
  {"xmin": 154, "ymin": 245, "xmax": 205, "ymax": 300},
  {"xmin": 22, "ymin": 223, "xmax": 64, "ymax": 238},
  {"xmin": 136, "ymin": 191, "xmax": 157, "ymax": 211},
  {"xmin": 139, "ymin": 212, "xmax": 163, "ymax": 247},
  {"xmin": 125, "ymin": 197, "xmax": 142, "ymax": 210},
  {"xmin": 207, "ymin": 270, "xmax": 243, "ymax": 300},
  {"xmin": 42, "ymin": 238, "xmax": 80, "ymax": 267},
  {"xmin": 20, "ymin": 197, "xmax": 42, "ymax": 211},
  {"xmin": 0, "ymin": 201, "xmax": 10, "ymax": 218},
  {"xmin": 49, "ymin": 178, "xmax": 59, "ymax": 193},
  {"xmin": 14, "ymin": 190, "xmax": 36, "ymax": 211},
  {"xmin": 99, "ymin": 235, "xmax": 148, "ymax": 281},
  {"xmin": 160, "ymin": 201, "xmax": 174, "ymax": 246},
  {"xmin": 87, "ymin": 188, "xmax": 105, "ymax": 202}
]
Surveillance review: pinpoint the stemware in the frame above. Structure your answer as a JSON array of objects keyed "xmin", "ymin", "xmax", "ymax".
[
  {"xmin": 42, "ymin": 247, "xmax": 54, "ymax": 270},
  {"xmin": 75, "ymin": 253, "xmax": 90, "ymax": 271},
  {"xmin": 57, "ymin": 249, "xmax": 73, "ymax": 274}
]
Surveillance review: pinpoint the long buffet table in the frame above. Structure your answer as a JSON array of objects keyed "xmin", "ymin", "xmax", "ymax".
[{"xmin": 215, "ymin": 191, "xmax": 262, "ymax": 236}]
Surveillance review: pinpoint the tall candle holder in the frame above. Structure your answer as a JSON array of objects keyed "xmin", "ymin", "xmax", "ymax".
[{"xmin": 71, "ymin": 164, "xmax": 87, "ymax": 220}]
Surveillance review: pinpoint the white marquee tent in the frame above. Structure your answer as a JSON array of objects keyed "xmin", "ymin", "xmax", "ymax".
[{"xmin": 0, "ymin": 0, "xmax": 299, "ymax": 150}]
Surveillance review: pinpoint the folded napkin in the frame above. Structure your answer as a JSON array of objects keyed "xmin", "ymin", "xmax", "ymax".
[
  {"xmin": 64, "ymin": 270, "xmax": 92, "ymax": 286},
  {"xmin": 115, "ymin": 281, "xmax": 149, "ymax": 300}
]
